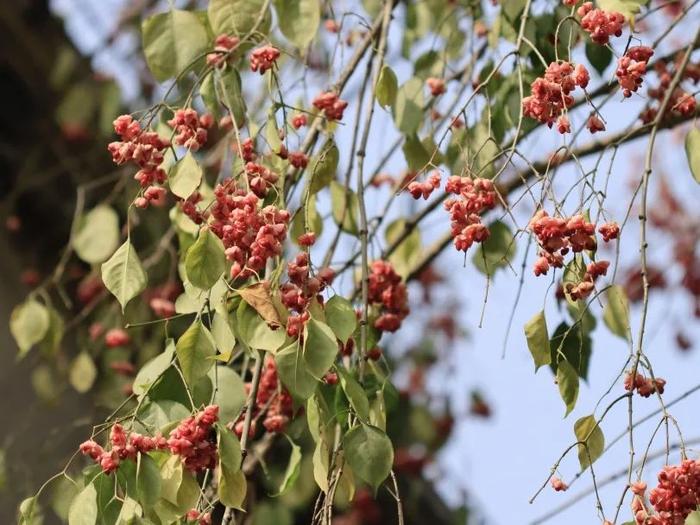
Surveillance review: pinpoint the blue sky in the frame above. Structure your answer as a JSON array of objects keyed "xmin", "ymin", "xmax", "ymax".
[{"xmin": 50, "ymin": 1, "xmax": 700, "ymax": 523}]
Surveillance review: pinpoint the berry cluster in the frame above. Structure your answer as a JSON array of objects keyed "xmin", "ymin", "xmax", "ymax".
[
  {"xmin": 643, "ymin": 459, "xmax": 700, "ymax": 525},
  {"xmin": 641, "ymin": 59, "xmax": 699, "ymax": 123},
  {"xmin": 80, "ymin": 424, "xmax": 167, "ymax": 474},
  {"xmin": 617, "ymin": 46, "xmax": 654, "ymax": 98},
  {"xmin": 105, "ymin": 328, "xmax": 131, "ymax": 348},
  {"xmin": 245, "ymin": 161, "xmax": 279, "ymax": 197},
  {"xmin": 565, "ymin": 260, "xmax": 609, "ymax": 301},
  {"xmin": 185, "ymin": 509, "xmax": 212, "ymax": 525},
  {"xmin": 209, "ymin": 184, "xmax": 290, "ymax": 280},
  {"xmin": 368, "ymin": 260, "xmax": 409, "ymax": 332},
  {"xmin": 291, "ymin": 113, "xmax": 308, "ymax": 129},
  {"xmin": 312, "ymin": 91, "xmax": 348, "ymax": 121},
  {"xmin": 168, "ymin": 108, "xmax": 212, "ymax": 152},
  {"xmin": 551, "ymin": 476, "xmax": 569, "ymax": 492},
  {"xmin": 443, "ymin": 176, "xmax": 498, "ymax": 252},
  {"xmin": 233, "ymin": 358, "xmax": 294, "ymax": 436},
  {"xmin": 578, "ymin": 2, "xmax": 625, "ymax": 45},
  {"xmin": 624, "ymin": 371, "xmax": 666, "ymax": 398},
  {"xmin": 180, "ymin": 191, "xmax": 207, "ymax": 225},
  {"xmin": 288, "ymin": 151, "xmax": 309, "ymax": 169},
  {"xmin": 108, "ymin": 115, "xmax": 169, "ymax": 207},
  {"xmin": 280, "ymin": 252, "xmax": 335, "ymax": 338},
  {"xmin": 237, "ymin": 137, "xmax": 257, "ymax": 163},
  {"xmin": 206, "ymin": 34, "xmax": 240, "ymax": 67},
  {"xmin": 167, "ymin": 405, "xmax": 219, "ymax": 472},
  {"xmin": 426, "ymin": 77, "xmax": 446, "ymax": 96},
  {"xmin": 529, "ymin": 211, "xmax": 597, "ymax": 276},
  {"xmin": 522, "ymin": 62, "xmax": 590, "ymax": 132},
  {"xmin": 408, "ymin": 171, "xmax": 441, "ymax": 200},
  {"xmin": 250, "ymin": 45, "xmax": 280, "ymax": 74}
]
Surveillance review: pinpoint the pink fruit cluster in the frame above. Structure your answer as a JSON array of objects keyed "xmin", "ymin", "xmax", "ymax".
[
  {"xmin": 368, "ymin": 260, "xmax": 409, "ymax": 332},
  {"xmin": 617, "ymin": 46, "xmax": 654, "ymax": 98},
  {"xmin": 168, "ymin": 108, "xmax": 212, "ymax": 152},
  {"xmin": 443, "ymin": 176, "xmax": 497, "ymax": 252},
  {"xmin": 108, "ymin": 115, "xmax": 169, "ymax": 207},
  {"xmin": 245, "ymin": 161, "xmax": 279, "ymax": 197},
  {"xmin": 80, "ymin": 424, "xmax": 167, "ymax": 474},
  {"xmin": 292, "ymin": 113, "xmax": 308, "ymax": 129},
  {"xmin": 206, "ymin": 34, "xmax": 239, "ymax": 67},
  {"xmin": 312, "ymin": 91, "xmax": 348, "ymax": 121},
  {"xmin": 209, "ymin": 184, "xmax": 290, "ymax": 280},
  {"xmin": 578, "ymin": 2, "xmax": 625, "ymax": 45},
  {"xmin": 167, "ymin": 405, "xmax": 219, "ymax": 472},
  {"xmin": 522, "ymin": 62, "xmax": 589, "ymax": 132},
  {"xmin": 233, "ymin": 358, "xmax": 294, "ymax": 436},
  {"xmin": 185, "ymin": 509, "xmax": 212, "ymax": 525},
  {"xmin": 629, "ymin": 460, "xmax": 700, "ymax": 524},
  {"xmin": 281, "ymin": 252, "xmax": 335, "ymax": 338},
  {"xmin": 250, "ymin": 45, "xmax": 280, "ymax": 74},
  {"xmin": 529, "ymin": 211, "xmax": 596, "ymax": 276},
  {"xmin": 426, "ymin": 77, "xmax": 446, "ymax": 96},
  {"xmin": 408, "ymin": 171, "xmax": 441, "ymax": 200},
  {"xmin": 624, "ymin": 371, "xmax": 666, "ymax": 398}
]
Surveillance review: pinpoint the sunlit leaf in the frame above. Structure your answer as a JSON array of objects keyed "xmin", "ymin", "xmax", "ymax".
[
  {"xmin": 101, "ymin": 240, "xmax": 147, "ymax": 312},
  {"xmin": 72, "ymin": 205, "xmax": 119, "ymax": 264},
  {"xmin": 574, "ymin": 415, "xmax": 605, "ymax": 470}
]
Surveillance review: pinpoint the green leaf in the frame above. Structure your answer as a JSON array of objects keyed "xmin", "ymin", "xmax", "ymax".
[
  {"xmin": 212, "ymin": 366, "xmax": 247, "ymax": 423},
  {"xmin": 50, "ymin": 477, "xmax": 80, "ymax": 521},
  {"xmin": 290, "ymin": 194, "xmax": 323, "ymax": 243},
  {"xmin": 10, "ymin": 299, "xmax": 50, "ymax": 357},
  {"xmin": 376, "ymin": 66, "xmax": 398, "ymax": 108},
  {"xmin": 212, "ymin": 308, "xmax": 236, "ymax": 359},
  {"xmin": 136, "ymin": 453, "xmax": 161, "ymax": 508},
  {"xmin": 72, "ymin": 205, "xmax": 119, "ymax": 264},
  {"xmin": 550, "ymin": 322, "xmax": 592, "ymax": 380},
  {"xmin": 115, "ymin": 497, "xmax": 142, "ymax": 524},
  {"xmin": 18, "ymin": 497, "xmax": 43, "ymax": 525},
  {"xmin": 524, "ymin": 310, "xmax": 551, "ymax": 371},
  {"xmin": 133, "ymin": 341, "xmax": 175, "ymax": 399},
  {"xmin": 159, "ymin": 455, "xmax": 184, "ymax": 505},
  {"xmin": 185, "ymin": 228, "xmax": 226, "ymax": 290},
  {"xmin": 338, "ymin": 368, "xmax": 370, "ymax": 420},
  {"xmin": 169, "ymin": 152, "xmax": 203, "ymax": 200},
  {"xmin": 138, "ymin": 400, "xmax": 190, "ymax": 432},
  {"xmin": 385, "ymin": 219, "xmax": 422, "ymax": 278},
  {"xmin": 208, "ymin": 0, "xmax": 271, "ymax": 36},
  {"xmin": 273, "ymin": 0, "xmax": 320, "ymax": 49},
  {"xmin": 236, "ymin": 301, "xmax": 286, "ymax": 352},
  {"xmin": 217, "ymin": 426, "xmax": 247, "ymax": 508},
  {"xmin": 502, "ymin": 0, "xmax": 527, "ymax": 21},
  {"xmin": 574, "ymin": 415, "xmax": 605, "ymax": 470},
  {"xmin": 585, "ymin": 41, "xmax": 613, "ymax": 75},
  {"xmin": 473, "ymin": 220, "xmax": 516, "ymax": 275},
  {"xmin": 101, "ymin": 240, "xmax": 148, "ymax": 312},
  {"xmin": 603, "ymin": 285, "xmax": 630, "ymax": 340},
  {"xmin": 218, "ymin": 423, "xmax": 242, "ymax": 474},
  {"xmin": 312, "ymin": 439, "xmax": 330, "ymax": 491},
  {"xmin": 557, "ymin": 359, "xmax": 579, "ymax": 417},
  {"xmin": 686, "ymin": 511, "xmax": 700, "ymax": 525},
  {"xmin": 343, "ymin": 424, "xmax": 394, "ymax": 490},
  {"xmin": 69, "ymin": 352, "xmax": 97, "ymax": 393},
  {"xmin": 276, "ymin": 342, "xmax": 318, "ymax": 400},
  {"xmin": 214, "ymin": 68, "xmax": 247, "ymax": 125},
  {"xmin": 274, "ymin": 436, "xmax": 302, "ymax": 496},
  {"xmin": 598, "ymin": 0, "xmax": 647, "ymax": 20},
  {"xmin": 304, "ymin": 319, "xmax": 338, "ymax": 378},
  {"xmin": 308, "ymin": 139, "xmax": 339, "ymax": 195},
  {"xmin": 175, "ymin": 320, "xmax": 216, "ymax": 386},
  {"xmin": 68, "ymin": 483, "xmax": 98, "ymax": 525},
  {"xmin": 218, "ymin": 466, "xmax": 247, "ymax": 510},
  {"xmin": 685, "ymin": 128, "xmax": 700, "ymax": 184},
  {"xmin": 402, "ymin": 133, "xmax": 431, "ymax": 171},
  {"xmin": 393, "ymin": 77, "xmax": 424, "ymax": 135},
  {"xmin": 330, "ymin": 180, "xmax": 359, "ymax": 234},
  {"xmin": 142, "ymin": 9, "xmax": 209, "ymax": 82},
  {"xmin": 325, "ymin": 296, "xmax": 357, "ymax": 344}
]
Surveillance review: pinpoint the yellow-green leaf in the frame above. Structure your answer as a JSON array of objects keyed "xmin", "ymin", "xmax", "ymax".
[
  {"xmin": 101, "ymin": 240, "xmax": 148, "ymax": 312},
  {"xmin": 557, "ymin": 359, "xmax": 579, "ymax": 417},
  {"xmin": 603, "ymin": 285, "xmax": 630, "ymax": 341},
  {"xmin": 524, "ymin": 310, "xmax": 551, "ymax": 371},
  {"xmin": 574, "ymin": 415, "xmax": 605, "ymax": 470},
  {"xmin": 685, "ymin": 128, "xmax": 700, "ymax": 184}
]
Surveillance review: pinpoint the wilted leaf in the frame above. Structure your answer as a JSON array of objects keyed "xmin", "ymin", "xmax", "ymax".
[{"xmin": 238, "ymin": 282, "xmax": 281, "ymax": 328}]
